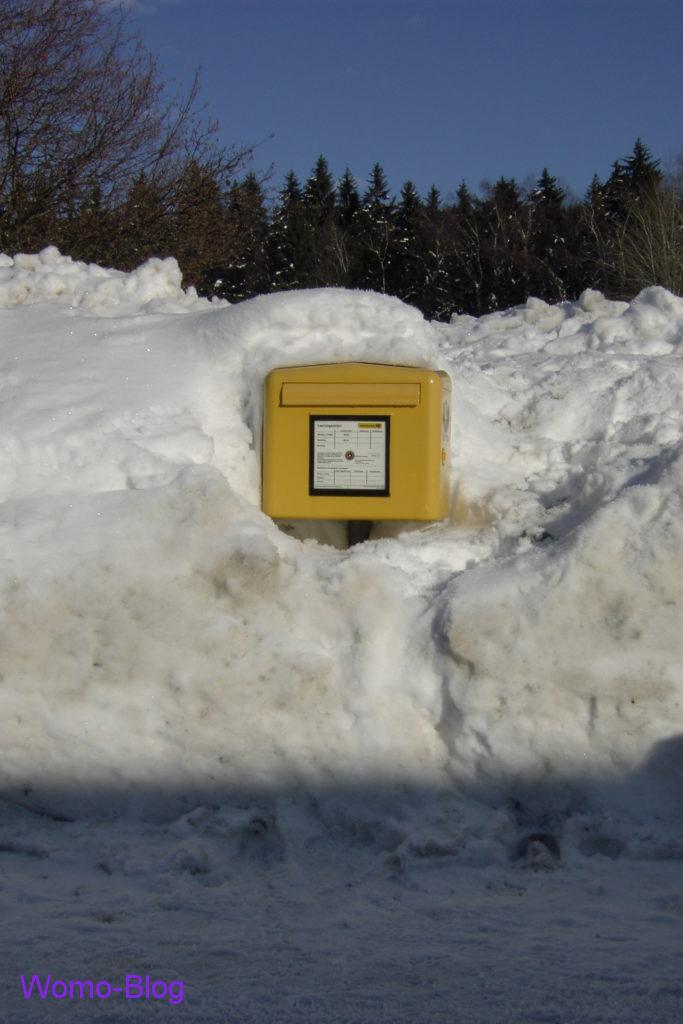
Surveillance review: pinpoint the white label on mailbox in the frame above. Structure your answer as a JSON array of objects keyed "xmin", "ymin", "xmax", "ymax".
[{"xmin": 312, "ymin": 419, "xmax": 387, "ymax": 492}]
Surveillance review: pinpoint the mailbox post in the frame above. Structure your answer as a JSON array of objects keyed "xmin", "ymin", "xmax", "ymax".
[{"xmin": 262, "ymin": 362, "xmax": 451, "ymax": 522}]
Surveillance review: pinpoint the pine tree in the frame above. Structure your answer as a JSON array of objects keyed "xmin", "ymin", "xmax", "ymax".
[
  {"xmin": 359, "ymin": 163, "xmax": 396, "ymax": 292},
  {"xmin": 420, "ymin": 185, "xmax": 452, "ymax": 320},
  {"xmin": 217, "ymin": 173, "xmax": 270, "ymax": 301},
  {"xmin": 528, "ymin": 168, "xmax": 570, "ymax": 300},
  {"xmin": 455, "ymin": 181, "xmax": 474, "ymax": 217},
  {"xmin": 337, "ymin": 168, "xmax": 361, "ymax": 227},
  {"xmin": 585, "ymin": 174, "xmax": 606, "ymax": 214},
  {"xmin": 448, "ymin": 185, "xmax": 485, "ymax": 315},
  {"xmin": 268, "ymin": 171, "xmax": 306, "ymax": 291},
  {"xmin": 529, "ymin": 168, "xmax": 565, "ymax": 213},
  {"xmin": 563, "ymin": 197, "xmax": 595, "ymax": 297},
  {"xmin": 394, "ymin": 180, "xmax": 422, "ymax": 238},
  {"xmin": 299, "ymin": 156, "xmax": 342, "ymax": 286},
  {"xmin": 602, "ymin": 141, "xmax": 661, "ymax": 224},
  {"xmin": 478, "ymin": 177, "xmax": 541, "ymax": 309},
  {"xmin": 363, "ymin": 163, "xmax": 392, "ymax": 208},
  {"xmin": 303, "ymin": 156, "xmax": 336, "ymax": 223},
  {"xmin": 623, "ymin": 138, "xmax": 662, "ymax": 196},
  {"xmin": 590, "ymin": 141, "xmax": 664, "ymax": 297},
  {"xmin": 424, "ymin": 186, "xmax": 441, "ymax": 219},
  {"xmin": 603, "ymin": 159, "xmax": 630, "ymax": 220},
  {"xmin": 388, "ymin": 180, "xmax": 424, "ymax": 305},
  {"xmin": 612, "ymin": 141, "xmax": 676, "ymax": 296},
  {"xmin": 332, "ymin": 168, "xmax": 362, "ymax": 285},
  {"xmin": 578, "ymin": 172, "xmax": 613, "ymax": 292},
  {"xmin": 491, "ymin": 177, "xmax": 522, "ymax": 217}
]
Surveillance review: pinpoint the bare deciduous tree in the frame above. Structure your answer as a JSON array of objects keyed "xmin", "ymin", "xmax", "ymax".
[
  {"xmin": 0, "ymin": 0, "xmax": 251, "ymax": 252},
  {"xmin": 617, "ymin": 184, "xmax": 683, "ymax": 296}
]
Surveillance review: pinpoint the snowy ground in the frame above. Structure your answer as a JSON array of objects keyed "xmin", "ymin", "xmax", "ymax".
[{"xmin": 1, "ymin": 248, "xmax": 682, "ymax": 1022}]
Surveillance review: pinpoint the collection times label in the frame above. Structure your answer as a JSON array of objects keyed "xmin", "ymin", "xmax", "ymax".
[{"xmin": 311, "ymin": 418, "xmax": 388, "ymax": 493}]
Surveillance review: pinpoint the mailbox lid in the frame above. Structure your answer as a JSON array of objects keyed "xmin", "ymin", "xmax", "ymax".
[{"xmin": 280, "ymin": 381, "xmax": 420, "ymax": 407}]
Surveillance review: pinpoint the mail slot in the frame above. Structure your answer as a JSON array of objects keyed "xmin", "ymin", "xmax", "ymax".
[
  {"xmin": 262, "ymin": 362, "xmax": 451, "ymax": 521},
  {"xmin": 280, "ymin": 382, "xmax": 420, "ymax": 407}
]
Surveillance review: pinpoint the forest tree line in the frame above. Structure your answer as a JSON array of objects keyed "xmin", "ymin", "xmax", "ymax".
[{"xmin": 2, "ymin": 2, "xmax": 682, "ymax": 320}]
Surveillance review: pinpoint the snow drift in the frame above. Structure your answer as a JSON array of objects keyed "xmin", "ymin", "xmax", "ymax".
[{"xmin": 1, "ymin": 248, "xmax": 682, "ymax": 840}]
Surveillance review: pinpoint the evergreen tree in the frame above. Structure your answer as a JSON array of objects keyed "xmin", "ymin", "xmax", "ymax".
[
  {"xmin": 336, "ymin": 168, "xmax": 361, "ymax": 228},
  {"xmin": 578, "ymin": 172, "xmax": 612, "ymax": 292},
  {"xmin": 209, "ymin": 138, "xmax": 671, "ymax": 314},
  {"xmin": 529, "ymin": 168, "xmax": 565, "ymax": 213},
  {"xmin": 388, "ymin": 180, "xmax": 424, "ymax": 306},
  {"xmin": 268, "ymin": 171, "xmax": 306, "ymax": 291},
  {"xmin": 359, "ymin": 163, "xmax": 396, "ymax": 292},
  {"xmin": 490, "ymin": 176, "xmax": 522, "ymax": 217},
  {"xmin": 608, "ymin": 141, "xmax": 671, "ymax": 297},
  {"xmin": 603, "ymin": 159, "xmax": 631, "ymax": 220},
  {"xmin": 363, "ymin": 163, "xmax": 392, "ymax": 208},
  {"xmin": 585, "ymin": 174, "xmax": 606, "ymax": 213},
  {"xmin": 563, "ymin": 197, "xmax": 595, "ymax": 296},
  {"xmin": 603, "ymin": 141, "xmax": 661, "ymax": 223},
  {"xmin": 455, "ymin": 181, "xmax": 474, "ymax": 217},
  {"xmin": 394, "ymin": 180, "xmax": 421, "ymax": 236},
  {"xmin": 590, "ymin": 141, "xmax": 664, "ymax": 297},
  {"xmin": 623, "ymin": 138, "xmax": 662, "ymax": 196},
  {"xmin": 447, "ymin": 185, "xmax": 485, "ymax": 315},
  {"xmin": 303, "ymin": 155, "xmax": 336, "ymax": 223},
  {"xmin": 217, "ymin": 173, "xmax": 270, "ymax": 301},
  {"xmin": 333, "ymin": 168, "xmax": 362, "ymax": 284},
  {"xmin": 420, "ymin": 185, "xmax": 453, "ymax": 320},
  {"xmin": 424, "ymin": 185, "xmax": 441, "ymax": 219},
  {"xmin": 528, "ymin": 168, "xmax": 570, "ymax": 300},
  {"xmin": 299, "ymin": 156, "xmax": 341, "ymax": 286},
  {"xmin": 478, "ymin": 177, "xmax": 529, "ymax": 309}
]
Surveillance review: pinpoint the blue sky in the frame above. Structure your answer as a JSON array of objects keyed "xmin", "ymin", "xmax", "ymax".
[{"xmin": 129, "ymin": 0, "xmax": 683, "ymax": 204}]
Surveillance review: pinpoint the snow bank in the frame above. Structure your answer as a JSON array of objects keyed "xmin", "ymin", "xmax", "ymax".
[
  {"xmin": 0, "ymin": 246, "xmax": 220, "ymax": 314},
  {"xmin": 1, "ymin": 250, "xmax": 682, "ymax": 848}
]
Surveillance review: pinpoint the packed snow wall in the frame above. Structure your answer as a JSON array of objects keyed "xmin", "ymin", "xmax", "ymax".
[{"xmin": 1, "ymin": 248, "xmax": 682, "ymax": 826}]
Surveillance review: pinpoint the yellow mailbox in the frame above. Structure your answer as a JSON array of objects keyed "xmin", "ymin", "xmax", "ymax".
[{"xmin": 262, "ymin": 362, "xmax": 451, "ymax": 521}]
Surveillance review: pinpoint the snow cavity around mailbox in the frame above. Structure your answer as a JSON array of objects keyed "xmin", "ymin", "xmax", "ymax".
[{"xmin": 262, "ymin": 362, "xmax": 451, "ymax": 521}]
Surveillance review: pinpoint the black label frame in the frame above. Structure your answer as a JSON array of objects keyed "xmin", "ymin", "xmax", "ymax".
[{"xmin": 309, "ymin": 414, "xmax": 390, "ymax": 497}]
